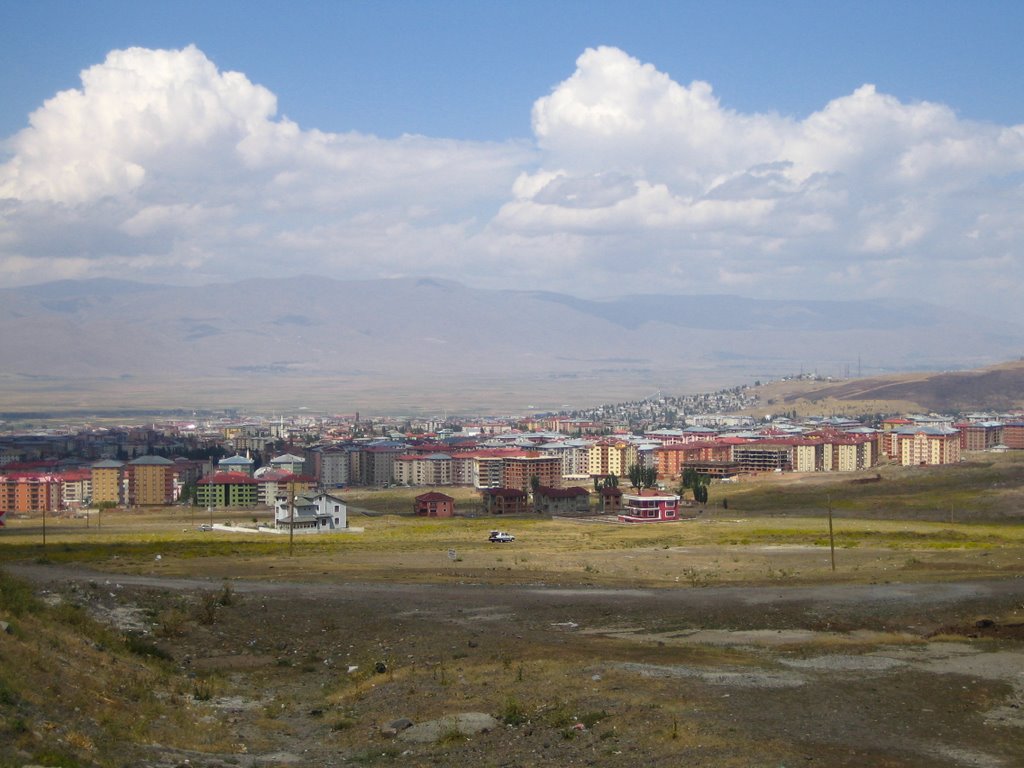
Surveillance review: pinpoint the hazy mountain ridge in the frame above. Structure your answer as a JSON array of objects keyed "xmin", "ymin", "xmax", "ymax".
[{"xmin": 1, "ymin": 277, "xmax": 1022, "ymax": 409}]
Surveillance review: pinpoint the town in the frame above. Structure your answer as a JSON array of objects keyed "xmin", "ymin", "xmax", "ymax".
[{"xmin": 3, "ymin": 378, "xmax": 1021, "ymax": 528}]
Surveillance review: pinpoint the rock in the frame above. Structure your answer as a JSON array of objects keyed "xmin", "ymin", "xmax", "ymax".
[
  {"xmin": 374, "ymin": 661, "xmax": 387, "ymax": 674},
  {"xmin": 389, "ymin": 717, "xmax": 414, "ymax": 731},
  {"xmin": 398, "ymin": 712, "xmax": 500, "ymax": 743},
  {"xmin": 0, "ymin": 621, "xmax": 11, "ymax": 634}
]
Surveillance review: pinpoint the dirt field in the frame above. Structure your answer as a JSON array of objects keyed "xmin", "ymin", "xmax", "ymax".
[
  {"xmin": 3, "ymin": 497, "xmax": 1024, "ymax": 768},
  {"xmin": 6, "ymin": 561, "xmax": 1024, "ymax": 768}
]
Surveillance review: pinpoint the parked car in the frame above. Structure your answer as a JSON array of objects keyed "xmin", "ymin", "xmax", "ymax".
[
  {"xmin": 197, "ymin": 524, "xmax": 213, "ymax": 531},
  {"xmin": 488, "ymin": 530, "xmax": 515, "ymax": 543}
]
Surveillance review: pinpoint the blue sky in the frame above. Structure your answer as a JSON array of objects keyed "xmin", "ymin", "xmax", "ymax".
[
  {"xmin": 1, "ymin": 1, "xmax": 1023, "ymax": 320},
  {"xmin": 4, "ymin": 1, "xmax": 1022, "ymax": 140}
]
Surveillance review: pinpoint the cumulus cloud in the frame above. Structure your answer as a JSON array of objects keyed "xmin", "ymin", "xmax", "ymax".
[{"xmin": 1, "ymin": 44, "xmax": 1023, "ymax": 316}]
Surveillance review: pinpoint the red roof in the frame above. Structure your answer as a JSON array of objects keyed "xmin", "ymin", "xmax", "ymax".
[
  {"xmin": 415, "ymin": 492, "xmax": 455, "ymax": 502},
  {"xmin": 199, "ymin": 472, "xmax": 259, "ymax": 485}
]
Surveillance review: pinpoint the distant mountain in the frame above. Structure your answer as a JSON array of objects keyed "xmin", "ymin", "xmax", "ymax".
[{"xmin": 1, "ymin": 277, "xmax": 1022, "ymax": 412}]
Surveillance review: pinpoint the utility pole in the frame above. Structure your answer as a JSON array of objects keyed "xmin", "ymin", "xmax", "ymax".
[
  {"xmin": 289, "ymin": 480, "xmax": 295, "ymax": 557},
  {"xmin": 827, "ymin": 494, "xmax": 836, "ymax": 572}
]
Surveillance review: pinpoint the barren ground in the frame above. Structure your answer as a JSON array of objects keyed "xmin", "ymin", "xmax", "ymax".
[{"xmin": 6, "ymin": 553, "xmax": 1024, "ymax": 768}]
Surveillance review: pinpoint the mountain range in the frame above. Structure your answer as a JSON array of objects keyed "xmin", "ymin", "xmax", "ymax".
[{"xmin": 2, "ymin": 277, "xmax": 1022, "ymax": 413}]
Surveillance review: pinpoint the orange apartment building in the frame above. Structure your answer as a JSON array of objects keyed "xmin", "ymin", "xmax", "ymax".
[
  {"xmin": 126, "ymin": 455, "xmax": 176, "ymax": 506},
  {"xmin": 0, "ymin": 473, "xmax": 62, "ymax": 513},
  {"xmin": 655, "ymin": 440, "xmax": 735, "ymax": 478},
  {"xmin": 502, "ymin": 455, "xmax": 562, "ymax": 492}
]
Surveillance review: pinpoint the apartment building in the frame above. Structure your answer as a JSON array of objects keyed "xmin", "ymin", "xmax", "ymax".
[
  {"xmin": 501, "ymin": 455, "xmax": 562, "ymax": 492},
  {"xmin": 126, "ymin": 455, "xmax": 175, "ymax": 506},
  {"xmin": 587, "ymin": 440, "xmax": 638, "ymax": 478},
  {"xmin": 894, "ymin": 427, "xmax": 961, "ymax": 466},
  {"xmin": 0, "ymin": 473, "xmax": 62, "ymax": 513},
  {"xmin": 196, "ymin": 472, "xmax": 260, "ymax": 508},
  {"xmin": 90, "ymin": 459, "xmax": 124, "ymax": 505},
  {"xmin": 954, "ymin": 421, "xmax": 1004, "ymax": 451}
]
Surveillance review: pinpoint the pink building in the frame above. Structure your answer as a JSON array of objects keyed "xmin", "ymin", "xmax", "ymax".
[{"xmin": 618, "ymin": 490, "xmax": 682, "ymax": 523}]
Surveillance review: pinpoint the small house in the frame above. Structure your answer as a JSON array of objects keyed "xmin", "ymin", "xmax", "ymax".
[{"xmin": 414, "ymin": 491, "xmax": 455, "ymax": 517}]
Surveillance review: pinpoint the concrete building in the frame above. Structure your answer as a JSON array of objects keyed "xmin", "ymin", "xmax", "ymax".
[
  {"xmin": 126, "ymin": 455, "xmax": 175, "ymax": 506},
  {"xmin": 894, "ymin": 427, "xmax": 961, "ymax": 466},
  {"xmin": 954, "ymin": 421, "xmax": 1004, "ymax": 451},
  {"xmin": 0, "ymin": 473, "xmax": 62, "ymax": 513},
  {"xmin": 269, "ymin": 453, "xmax": 306, "ymax": 476},
  {"xmin": 502, "ymin": 455, "xmax": 562, "ymax": 492},
  {"xmin": 197, "ymin": 472, "xmax": 260, "ymax": 508},
  {"xmin": 587, "ymin": 440, "xmax": 638, "ymax": 478},
  {"xmin": 481, "ymin": 487, "xmax": 529, "ymax": 515},
  {"xmin": 218, "ymin": 454, "xmax": 255, "ymax": 476},
  {"xmin": 533, "ymin": 486, "xmax": 591, "ymax": 516},
  {"xmin": 413, "ymin": 491, "xmax": 455, "ymax": 517},
  {"xmin": 90, "ymin": 459, "xmax": 124, "ymax": 505}
]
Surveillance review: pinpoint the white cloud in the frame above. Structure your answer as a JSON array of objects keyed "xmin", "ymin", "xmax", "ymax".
[{"xmin": 1, "ymin": 44, "xmax": 1023, "ymax": 317}]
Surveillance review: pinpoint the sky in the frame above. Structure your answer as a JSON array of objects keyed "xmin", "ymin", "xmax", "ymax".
[{"xmin": 1, "ymin": 0, "xmax": 1023, "ymax": 319}]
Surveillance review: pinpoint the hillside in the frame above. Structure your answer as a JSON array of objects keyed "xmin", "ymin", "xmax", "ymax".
[
  {"xmin": 770, "ymin": 361, "xmax": 1024, "ymax": 413},
  {"xmin": 2, "ymin": 277, "xmax": 1023, "ymax": 413}
]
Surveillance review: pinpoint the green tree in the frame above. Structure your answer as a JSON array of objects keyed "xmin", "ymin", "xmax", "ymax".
[{"xmin": 627, "ymin": 463, "xmax": 644, "ymax": 492}]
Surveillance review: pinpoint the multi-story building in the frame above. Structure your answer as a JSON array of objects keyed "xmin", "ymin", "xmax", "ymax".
[
  {"xmin": 196, "ymin": 472, "xmax": 260, "ymax": 508},
  {"xmin": 655, "ymin": 441, "xmax": 734, "ymax": 478},
  {"xmin": 954, "ymin": 421, "xmax": 1004, "ymax": 451},
  {"xmin": 393, "ymin": 453, "xmax": 453, "ymax": 486},
  {"xmin": 587, "ymin": 440, "xmax": 638, "ymax": 478},
  {"xmin": 502, "ymin": 455, "xmax": 561, "ymax": 492},
  {"xmin": 60, "ymin": 469, "xmax": 92, "ymax": 510},
  {"xmin": 1004, "ymin": 423, "xmax": 1024, "ymax": 450},
  {"xmin": 269, "ymin": 453, "xmax": 306, "ymax": 476},
  {"xmin": 126, "ymin": 455, "xmax": 175, "ymax": 506},
  {"xmin": 218, "ymin": 454, "xmax": 255, "ymax": 476},
  {"xmin": 894, "ymin": 427, "xmax": 961, "ymax": 466},
  {"xmin": 316, "ymin": 447, "xmax": 350, "ymax": 487},
  {"xmin": 0, "ymin": 473, "xmax": 62, "ymax": 513},
  {"xmin": 90, "ymin": 459, "xmax": 124, "ymax": 505}
]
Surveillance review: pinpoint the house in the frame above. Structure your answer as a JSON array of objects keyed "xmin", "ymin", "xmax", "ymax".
[
  {"xmin": 273, "ymin": 491, "xmax": 347, "ymax": 533},
  {"xmin": 413, "ymin": 491, "xmax": 455, "ymax": 517},
  {"xmin": 618, "ymin": 490, "xmax": 682, "ymax": 523},
  {"xmin": 480, "ymin": 487, "xmax": 529, "ymax": 515},
  {"xmin": 533, "ymin": 486, "xmax": 590, "ymax": 516},
  {"xmin": 599, "ymin": 486, "xmax": 623, "ymax": 514}
]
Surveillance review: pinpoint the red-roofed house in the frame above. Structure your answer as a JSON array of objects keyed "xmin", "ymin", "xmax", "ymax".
[{"xmin": 413, "ymin": 491, "xmax": 455, "ymax": 517}]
